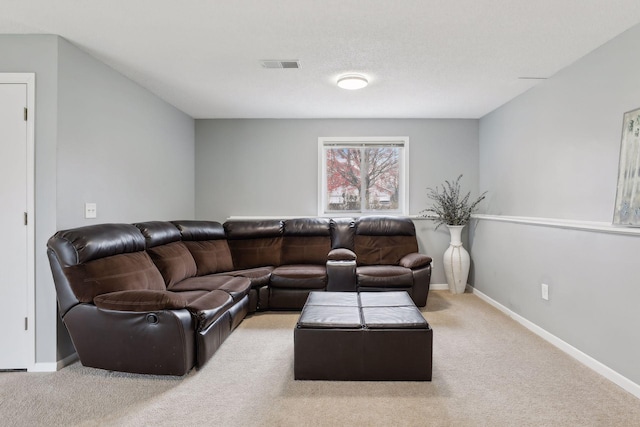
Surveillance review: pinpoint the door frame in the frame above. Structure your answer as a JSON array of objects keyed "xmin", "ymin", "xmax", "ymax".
[{"xmin": 1, "ymin": 73, "xmax": 36, "ymax": 370}]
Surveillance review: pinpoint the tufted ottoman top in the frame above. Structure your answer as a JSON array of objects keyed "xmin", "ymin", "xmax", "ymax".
[{"xmin": 296, "ymin": 291, "xmax": 428, "ymax": 330}]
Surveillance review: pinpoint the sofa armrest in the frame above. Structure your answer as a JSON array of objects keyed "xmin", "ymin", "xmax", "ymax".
[
  {"xmin": 93, "ymin": 290, "xmax": 188, "ymax": 312},
  {"xmin": 64, "ymin": 302, "xmax": 195, "ymax": 375},
  {"xmin": 327, "ymin": 248, "xmax": 357, "ymax": 262},
  {"xmin": 399, "ymin": 253, "xmax": 432, "ymax": 269}
]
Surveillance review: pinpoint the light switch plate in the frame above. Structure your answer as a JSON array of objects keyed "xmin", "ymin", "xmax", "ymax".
[
  {"xmin": 541, "ymin": 283, "xmax": 549, "ymax": 301},
  {"xmin": 85, "ymin": 203, "xmax": 97, "ymax": 219}
]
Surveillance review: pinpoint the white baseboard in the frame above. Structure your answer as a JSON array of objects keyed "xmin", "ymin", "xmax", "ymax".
[
  {"xmin": 471, "ymin": 287, "xmax": 640, "ymax": 400},
  {"xmin": 28, "ymin": 362, "xmax": 57, "ymax": 373},
  {"xmin": 29, "ymin": 353, "xmax": 78, "ymax": 372},
  {"xmin": 429, "ymin": 283, "xmax": 449, "ymax": 290},
  {"xmin": 57, "ymin": 352, "xmax": 79, "ymax": 370}
]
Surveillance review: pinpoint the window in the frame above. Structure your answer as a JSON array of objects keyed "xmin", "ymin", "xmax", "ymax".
[{"xmin": 319, "ymin": 137, "xmax": 408, "ymax": 215}]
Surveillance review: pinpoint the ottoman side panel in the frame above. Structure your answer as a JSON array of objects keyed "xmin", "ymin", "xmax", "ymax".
[
  {"xmin": 363, "ymin": 328, "xmax": 433, "ymax": 381},
  {"xmin": 294, "ymin": 328, "xmax": 363, "ymax": 380}
]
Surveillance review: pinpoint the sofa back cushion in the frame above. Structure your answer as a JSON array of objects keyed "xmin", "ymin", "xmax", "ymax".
[
  {"xmin": 134, "ymin": 221, "xmax": 198, "ymax": 286},
  {"xmin": 49, "ymin": 223, "xmax": 147, "ymax": 267},
  {"xmin": 281, "ymin": 218, "xmax": 331, "ymax": 265},
  {"xmin": 226, "ymin": 238, "xmax": 281, "ymax": 269},
  {"xmin": 354, "ymin": 216, "xmax": 418, "ymax": 265},
  {"xmin": 354, "ymin": 235, "xmax": 418, "ymax": 265},
  {"xmin": 183, "ymin": 240, "xmax": 234, "ymax": 275},
  {"xmin": 281, "ymin": 236, "xmax": 330, "ymax": 265},
  {"xmin": 224, "ymin": 220, "xmax": 283, "ymax": 269},
  {"xmin": 171, "ymin": 220, "xmax": 226, "ymax": 241},
  {"xmin": 134, "ymin": 221, "xmax": 182, "ymax": 248},
  {"xmin": 65, "ymin": 251, "xmax": 166, "ymax": 303},
  {"xmin": 147, "ymin": 242, "xmax": 198, "ymax": 288},
  {"xmin": 172, "ymin": 220, "xmax": 235, "ymax": 275}
]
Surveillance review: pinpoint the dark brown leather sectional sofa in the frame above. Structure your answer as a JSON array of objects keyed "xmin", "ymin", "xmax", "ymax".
[{"xmin": 47, "ymin": 216, "xmax": 432, "ymax": 376}]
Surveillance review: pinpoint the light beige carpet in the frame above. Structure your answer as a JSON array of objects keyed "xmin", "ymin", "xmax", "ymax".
[{"xmin": 1, "ymin": 290, "xmax": 639, "ymax": 426}]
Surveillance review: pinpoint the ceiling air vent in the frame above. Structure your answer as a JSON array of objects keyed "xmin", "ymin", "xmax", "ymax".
[{"xmin": 261, "ymin": 60, "xmax": 301, "ymax": 69}]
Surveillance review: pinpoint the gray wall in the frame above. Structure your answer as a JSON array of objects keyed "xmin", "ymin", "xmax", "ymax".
[
  {"xmin": 195, "ymin": 119, "xmax": 479, "ymax": 284},
  {"xmin": 474, "ymin": 24, "xmax": 640, "ymax": 384},
  {"xmin": 0, "ymin": 35, "xmax": 196, "ymax": 364},
  {"xmin": 57, "ymin": 38, "xmax": 195, "ymax": 229}
]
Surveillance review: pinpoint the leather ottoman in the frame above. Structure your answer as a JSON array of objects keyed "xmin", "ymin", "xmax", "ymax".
[{"xmin": 294, "ymin": 291, "xmax": 432, "ymax": 381}]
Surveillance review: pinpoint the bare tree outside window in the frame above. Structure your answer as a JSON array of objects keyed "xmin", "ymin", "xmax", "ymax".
[
  {"xmin": 321, "ymin": 138, "xmax": 407, "ymax": 214},
  {"xmin": 326, "ymin": 148, "xmax": 362, "ymax": 211},
  {"xmin": 364, "ymin": 147, "xmax": 400, "ymax": 210}
]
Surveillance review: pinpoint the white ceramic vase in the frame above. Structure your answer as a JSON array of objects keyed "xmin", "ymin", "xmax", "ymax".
[{"xmin": 443, "ymin": 225, "xmax": 470, "ymax": 294}]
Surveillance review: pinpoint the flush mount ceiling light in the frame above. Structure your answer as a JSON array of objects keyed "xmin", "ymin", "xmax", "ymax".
[{"xmin": 337, "ymin": 74, "xmax": 368, "ymax": 90}]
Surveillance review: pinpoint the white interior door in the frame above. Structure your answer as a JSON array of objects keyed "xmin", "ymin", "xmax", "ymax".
[{"xmin": 0, "ymin": 78, "xmax": 33, "ymax": 370}]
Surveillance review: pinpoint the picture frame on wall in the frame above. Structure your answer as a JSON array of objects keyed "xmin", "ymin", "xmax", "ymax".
[{"xmin": 613, "ymin": 107, "xmax": 640, "ymax": 226}]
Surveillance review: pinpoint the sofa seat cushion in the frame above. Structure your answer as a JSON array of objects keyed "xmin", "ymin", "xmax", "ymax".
[
  {"xmin": 212, "ymin": 267, "xmax": 273, "ymax": 288},
  {"xmin": 356, "ymin": 265, "xmax": 414, "ymax": 288},
  {"xmin": 186, "ymin": 290, "xmax": 234, "ymax": 332},
  {"xmin": 147, "ymin": 241, "xmax": 198, "ymax": 287},
  {"xmin": 183, "ymin": 240, "xmax": 234, "ymax": 275},
  {"xmin": 207, "ymin": 277, "xmax": 251, "ymax": 302},
  {"xmin": 170, "ymin": 276, "xmax": 251, "ymax": 302},
  {"xmin": 270, "ymin": 265, "xmax": 327, "ymax": 289},
  {"xmin": 66, "ymin": 251, "xmax": 166, "ymax": 303},
  {"xmin": 93, "ymin": 289, "xmax": 195, "ymax": 312}
]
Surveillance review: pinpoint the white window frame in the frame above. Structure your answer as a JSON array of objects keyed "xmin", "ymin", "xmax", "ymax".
[{"xmin": 318, "ymin": 136, "xmax": 409, "ymax": 216}]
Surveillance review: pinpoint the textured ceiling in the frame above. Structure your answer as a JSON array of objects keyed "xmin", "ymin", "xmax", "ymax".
[{"xmin": 2, "ymin": 1, "xmax": 640, "ymax": 119}]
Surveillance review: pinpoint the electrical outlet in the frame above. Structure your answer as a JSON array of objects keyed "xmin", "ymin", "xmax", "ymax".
[
  {"xmin": 541, "ymin": 283, "xmax": 549, "ymax": 301},
  {"xmin": 85, "ymin": 203, "xmax": 97, "ymax": 219}
]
